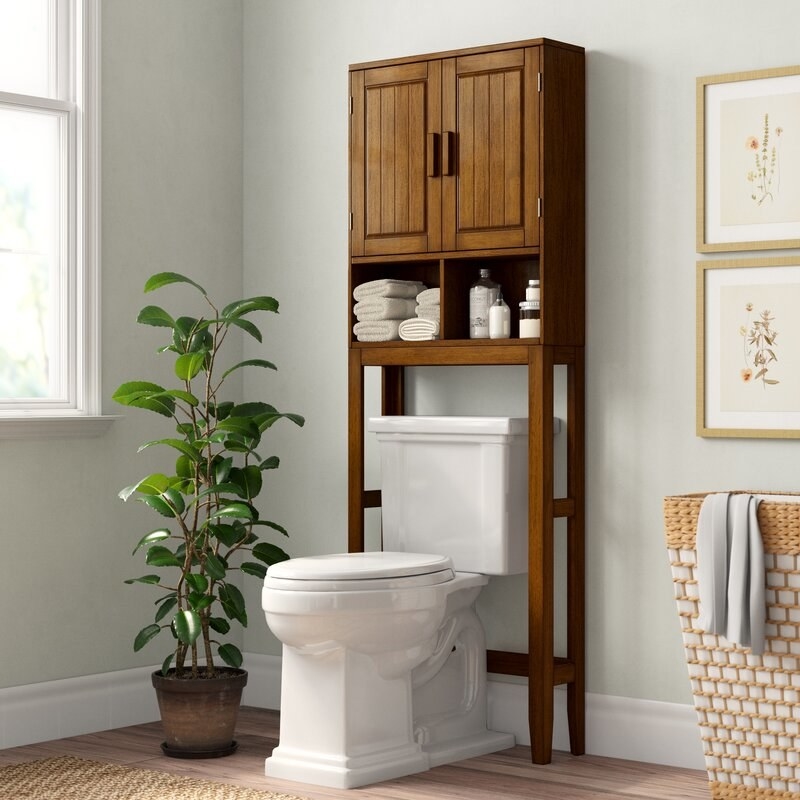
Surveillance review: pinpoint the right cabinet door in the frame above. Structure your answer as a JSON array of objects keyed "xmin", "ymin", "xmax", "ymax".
[{"xmin": 442, "ymin": 46, "xmax": 541, "ymax": 251}]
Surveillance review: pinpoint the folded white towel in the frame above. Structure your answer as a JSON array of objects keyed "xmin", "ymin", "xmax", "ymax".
[
  {"xmin": 416, "ymin": 287, "xmax": 440, "ymax": 306},
  {"xmin": 399, "ymin": 318, "xmax": 440, "ymax": 341},
  {"xmin": 353, "ymin": 319, "xmax": 402, "ymax": 342},
  {"xmin": 696, "ymin": 493, "xmax": 765, "ymax": 653},
  {"xmin": 353, "ymin": 279, "xmax": 426, "ymax": 301},
  {"xmin": 416, "ymin": 305, "xmax": 441, "ymax": 323},
  {"xmin": 354, "ymin": 297, "xmax": 418, "ymax": 321}
]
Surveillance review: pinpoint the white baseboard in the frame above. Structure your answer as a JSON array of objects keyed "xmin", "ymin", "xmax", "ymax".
[{"xmin": 0, "ymin": 654, "xmax": 705, "ymax": 772}]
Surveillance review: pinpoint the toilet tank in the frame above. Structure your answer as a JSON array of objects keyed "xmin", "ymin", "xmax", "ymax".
[{"xmin": 368, "ymin": 416, "xmax": 531, "ymax": 576}]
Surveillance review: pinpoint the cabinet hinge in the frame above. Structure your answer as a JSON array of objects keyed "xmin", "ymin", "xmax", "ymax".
[
  {"xmin": 349, "ymin": 212, "xmax": 353, "ymax": 230},
  {"xmin": 537, "ymin": 197, "xmax": 542, "ymax": 218},
  {"xmin": 349, "ymin": 96, "xmax": 353, "ymax": 114},
  {"xmin": 538, "ymin": 72, "xmax": 542, "ymax": 92}
]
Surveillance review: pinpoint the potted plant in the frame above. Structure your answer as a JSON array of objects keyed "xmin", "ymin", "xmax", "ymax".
[{"xmin": 113, "ymin": 272, "xmax": 303, "ymax": 758}]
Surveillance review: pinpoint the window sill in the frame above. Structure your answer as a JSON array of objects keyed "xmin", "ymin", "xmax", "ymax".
[{"xmin": 0, "ymin": 414, "xmax": 121, "ymax": 439}]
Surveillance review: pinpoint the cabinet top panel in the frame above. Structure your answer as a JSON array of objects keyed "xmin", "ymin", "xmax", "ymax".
[{"xmin": 348, "ymin": 37, "xmax": 584, "ymax": 71}]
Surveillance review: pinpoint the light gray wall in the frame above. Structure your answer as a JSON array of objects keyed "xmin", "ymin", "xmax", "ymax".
[
  {"xmin": 240, "ymin": 0, "xmax": 800, "ymax": 708},
  {"xmin": 0, "ymin": 0, "xmax": 243, "ymax": 689}
]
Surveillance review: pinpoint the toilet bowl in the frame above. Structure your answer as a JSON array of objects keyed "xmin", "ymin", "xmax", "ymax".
[
  {"xmin": 262, "ymin": 416, "xmax": 532, "ymax": 789},
  {"xmin": 262, "ymin": 551, "xmax": 513, "ymax": 788}
]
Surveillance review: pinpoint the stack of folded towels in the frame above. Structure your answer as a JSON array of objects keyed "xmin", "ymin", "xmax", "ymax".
[
  {"xmin": 399, "ymin": 287, "xmax": 440, "ymax": 341},
  {"xmin": 352, "ymin": 279, "xmax": 426, "ymax": 342}
]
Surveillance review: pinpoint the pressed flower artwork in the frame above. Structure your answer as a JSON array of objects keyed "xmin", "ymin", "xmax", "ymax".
[
  {"xmin": 698, "ymin": 67, "xmax": 800, "ymax": 252},
  {"xmin": 700, "ymin": 259, "xmax": 800, "ymax": 438},
  {"xmin": 718, "ymin": 94, "xmax": 800, "ymax": 227},
  {"xmin": 739, "ymin": 303, "xmax": 779, "ymax": 387}
]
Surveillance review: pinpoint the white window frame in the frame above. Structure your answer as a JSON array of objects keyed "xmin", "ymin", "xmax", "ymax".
[{"xmin": 0, "ymin": 0, "xmax": 115, "ymax": 437}]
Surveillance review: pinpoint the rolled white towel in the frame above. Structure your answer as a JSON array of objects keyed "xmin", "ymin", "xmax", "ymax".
[
  {"xmin": 354, "ymin": 297, "xmax": 418, "ymax": 321},
  {"xmin": 416, "ymin": 305, "xmax": 441, "ymax": 323},
  {"xmin": 353, "ymin": 279, "xmax": 426, "ymax": 301},
  {"xmin": 399, "ymin": 318, "xmax": 440, "ymax": 341},
  {"xmin": 416, "ymin": 287, "xmax": 440, "ymax": 306},
  {"xmin": 353, "ymin": 319, "xmax": 402, "ymax": 342}
]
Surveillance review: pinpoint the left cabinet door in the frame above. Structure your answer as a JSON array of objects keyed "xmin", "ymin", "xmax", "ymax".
[{"xmin": 350, "ymin": 61, "xmax": 442, "ymax": 256}]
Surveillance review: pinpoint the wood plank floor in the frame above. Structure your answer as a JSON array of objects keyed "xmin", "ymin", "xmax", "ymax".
[{"xmin": 0, "ymin": 707, "xmax": 711, "ymax": 799}]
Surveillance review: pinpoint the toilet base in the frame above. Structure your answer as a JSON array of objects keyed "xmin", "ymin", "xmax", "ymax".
[{"xmin": 265, "ymin": 728, "xmax": 515, "ymax": 789}]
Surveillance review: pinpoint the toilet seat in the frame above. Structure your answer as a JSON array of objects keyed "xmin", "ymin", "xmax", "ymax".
[{"xmin": 265, "ymin": 552, "xmax": 454, "ymax": 592}]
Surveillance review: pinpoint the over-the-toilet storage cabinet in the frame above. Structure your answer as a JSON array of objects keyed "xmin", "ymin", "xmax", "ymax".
[{"xmin": 347, "ymin": 38, "xmax": 585, "ymax": 764}]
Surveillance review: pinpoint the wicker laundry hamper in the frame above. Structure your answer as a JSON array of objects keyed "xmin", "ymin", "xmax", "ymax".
[{"xmin": 665, "ymin": 492, "xmax": 800, "ymax": 800}]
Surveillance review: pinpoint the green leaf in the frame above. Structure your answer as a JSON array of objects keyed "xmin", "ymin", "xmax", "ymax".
[
  {"xmin": 175, "ymin": 454, "xmax": 194, "ymax": 479},
  {"xmin": 240, "ymin": 561, "xmax": 267, "ymax": 579},
  {"xmin": 208, "ymin": 401, "xmax": 234, "ymax": 420},
  {"xmin": 174, "ymin": 609, "xmax": 202, "ymax": 645},
  {"xmin": 185, "ymin": 573, "xmax": 209, "ymax": 593},
  {"xmin": 130, "ymin": 473, "xmax": 171, "ymax": 497},
  {"xmin": 112, "ymin": 381, "xmax": 175, "ymax": 417},
  {"xmin": 175, "ymin": 351, "xmax": 207, "ymax": 381},
  {"xmin": 221, "ymin": 296, "xmax": 279, "ymax": 320},
  {"xmin": 190, "ymin": 482, "xmax": 241, "ymax": 505},
  {"xmin": 137, "ymin": 305, "xmax": 175, "ymax": 328},
  {"xmin": 252, "ymin": 519, "xmax": 288, "ymax": 537},
  {"xmin": 155, "ymin": 595, "xmax": 178, "ymax": 623},
  {"xmin": 124, "ymin": 574, "xmax": 161, "ymax": 585},
  {"xmin": 208, "ymin": 616, "xmax": 231, "ymax": 635},
  {"xmin": 219, "ymin": 583, "xmax": 247, "ymax": 626},
  {"xmin": 221, "ymin": 359, "xmax": 277, "ymax": 382},
  {"xmin": 145, "ymin": 546, "xmax": 182, "ymax": 568},
  {"xmin": 161, "ymin": 652, "xmax": 175, "ymax": 676},
  {"xmin": 217, "ymin": 416, "xmax": 261, "ymax": 439},
  {"xmin": 138, "ymin": 437, "xmax": 201, "ymax": 462},
  {"xmin": 204, "ymin": 552, "xmax": 227, "ymax": 581},
  {"xmin": 252, "ymin": 542, "xmax": 290, "ymax": 565},
  {"xmin": 188, "ymin": 592, "xmax": 214, "ymax": 611},
  {"xmin": 163, "ymin": 388, "xmax": 199, "ymax": 407},
  {"xmin": 260, "ymin": 455, "xmax": 279, "ymax": 470},
  {"xmin": 134, "ymin": 623, "xmax": 161, "ymax": 652},
  {"xmin": 209, "ymin": 502, "xmax": 255, "ymax": 521},
  {"xmin": 208, "ymin": 523, "xmax": 245, "ymax": 548},
  {"xmin": 140, "ymin": 494, "xmax": 177, "ymax": 518},
  {"xmin": 144, "ymin": 272, "xmax": 207, "ymax": 296},
  {"xmin": 132, "ymin": 528, "xmax": 171, "ymax": 555},
  {"xmin": 218, "ymin": 643, "xmax": 243, "ymax": 669},
  {"xmin": 226, "ymin": 317, "xmax": 262, "ymax": 342},
  {"xmin": 229, "ymin": 465, "xmax": 262, "ymax": 500}
]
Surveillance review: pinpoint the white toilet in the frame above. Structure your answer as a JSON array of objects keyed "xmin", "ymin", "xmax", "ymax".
[{"xmin": 262, "ymin": 416, "xmax": 530, "ymax": 789}]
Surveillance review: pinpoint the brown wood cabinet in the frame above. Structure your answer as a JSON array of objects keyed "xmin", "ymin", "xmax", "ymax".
[{"xmin": 347, "ymin": 38, "xmax": 585, "ymax": 765}]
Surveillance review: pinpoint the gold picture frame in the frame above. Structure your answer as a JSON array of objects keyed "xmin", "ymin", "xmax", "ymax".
[
  {"xmin": 697, "ymin": 256, "xmax": 800, "ymax": 438},
  {"xmin": 697, "ymin": 65, "xmax": 800, "ymax": 252}
]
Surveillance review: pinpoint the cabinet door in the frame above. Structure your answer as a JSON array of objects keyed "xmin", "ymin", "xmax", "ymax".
[
  {"xmin": 350, "ymin": 61, "xmax": 441, "ymax": 256},
  {"xmin": 442, "ymin": 47, "xmax": 540, "ymax": 251}
]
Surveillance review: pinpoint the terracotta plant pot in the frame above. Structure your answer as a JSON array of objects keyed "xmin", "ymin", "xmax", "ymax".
[{"xmin": 152, "ymin": 668, "xmax": 248, "ymax": 758}]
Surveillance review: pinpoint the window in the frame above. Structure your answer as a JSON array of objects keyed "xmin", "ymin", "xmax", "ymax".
[{"xmin": 0, "ymin": 0, "xmax": 108, "ymax": 436}]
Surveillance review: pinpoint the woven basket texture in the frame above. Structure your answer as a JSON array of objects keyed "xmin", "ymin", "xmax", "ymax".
[{"xmin": 665, "ymin": 492, "xmax": 800, "ymax": 799}]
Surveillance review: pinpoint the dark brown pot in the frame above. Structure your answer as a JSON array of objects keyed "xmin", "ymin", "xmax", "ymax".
[{"xmin": 152, "ymin": 667, "xmax": 248, "ymax": 758}]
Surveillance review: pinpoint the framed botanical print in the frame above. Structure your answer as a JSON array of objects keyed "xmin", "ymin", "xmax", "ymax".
[
  {"xmin": 698, "ymin": 257, "xmax": 800, "ymax": 437},
  {"xmin": 698, "ymin": 65, "xmax": 800, "ymax": 252}
]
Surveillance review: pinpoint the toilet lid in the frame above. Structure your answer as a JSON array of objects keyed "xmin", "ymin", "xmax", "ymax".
[{"xmin": 265, "ymin": 552, "xmax": 454, "ymax": 592}]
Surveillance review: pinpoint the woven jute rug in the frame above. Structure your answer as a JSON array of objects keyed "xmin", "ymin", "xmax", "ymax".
[{"xmin": 0, "ymin": 756, "xmax": 309, "ymax": 800}]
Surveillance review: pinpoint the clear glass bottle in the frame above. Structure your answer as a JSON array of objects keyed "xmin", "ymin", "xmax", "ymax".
[
  {"xmin": 469, "ymin": 268, "xmax": 499, "ymax": 339},
  {"xmin": 519, "ymin": 299, "xmax": 541, "ymax": 338},
  {"xmin": 489, "ymin": 293, "xmax": 510, "ymax": 339}
]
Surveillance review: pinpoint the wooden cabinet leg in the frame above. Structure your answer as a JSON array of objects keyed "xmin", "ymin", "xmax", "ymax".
[
  {"xmin": 348, "ymin": 350, "xmax": 365, "ymax": 553},
  {"xmin": 528, "ymin": 345, "xmax": 555, "ymax": 764},
  {"xmin": 381, "ymin": 366, "xmax": 404, "ymax": 416},
  {"xmin": 566, "ymin": 347, "xmax": 586, "ymax": 755}
]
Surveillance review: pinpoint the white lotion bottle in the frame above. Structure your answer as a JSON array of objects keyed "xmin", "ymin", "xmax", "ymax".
[{"xmin": 489, "ymin": 293, "xmax": 510, "ymax": 339}]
